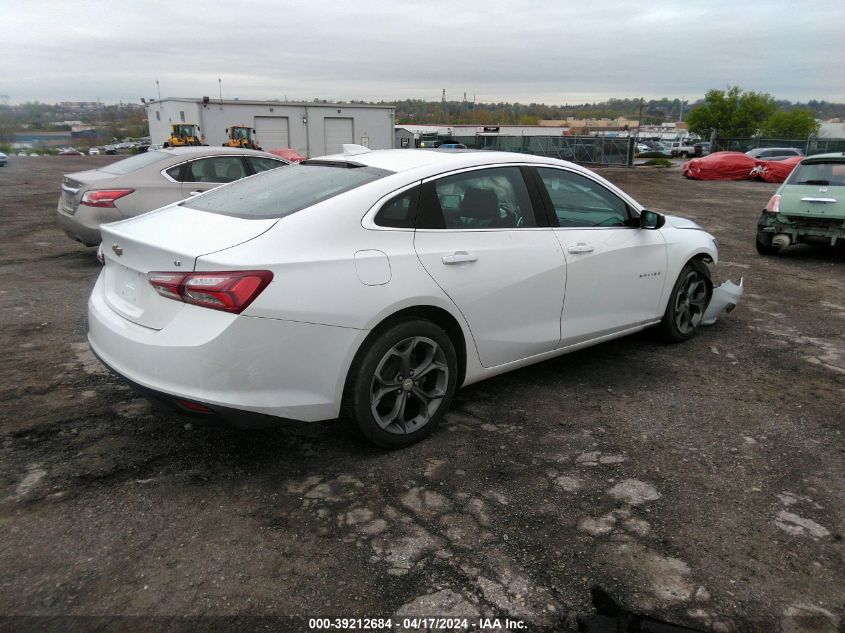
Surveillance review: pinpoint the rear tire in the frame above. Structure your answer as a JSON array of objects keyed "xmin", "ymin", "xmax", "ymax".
[
  {"xmin": 658, "ymin": 260, "xmax": 712, "ymax": 343},
  {"xmin": 343, "ymin": 319, "xmax": 458, "ymax": 449},
  {"xmin": 755, "ymin": 231, "xmax": 780, "ymax": 255}
]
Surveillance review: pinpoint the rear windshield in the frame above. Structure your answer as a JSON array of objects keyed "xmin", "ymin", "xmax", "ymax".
[
  {"xmin": 787, "ymin": 160, "xmax": 845, "ymax": 186},
  {"xmin": 99, "ymin": 150, "xmax": 172, "ymax": 175},
  {"xmin": 182, "ymin": 163, "xmax": 392, "ymax": 218}
]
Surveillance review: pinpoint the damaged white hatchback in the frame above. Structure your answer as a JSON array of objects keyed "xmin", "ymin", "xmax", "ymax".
[{"xmin": 89, "ymin": 147, "xmax": 742, "ymax": 448}]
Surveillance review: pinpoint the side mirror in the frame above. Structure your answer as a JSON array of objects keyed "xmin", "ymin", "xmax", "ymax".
[
  {"xmin": 639, "ymin": 210, "xmax": 665, "ymax": 230},
  {"xmin": 225, "ymin": 128, "xmax": 229, "ymax": 133}
]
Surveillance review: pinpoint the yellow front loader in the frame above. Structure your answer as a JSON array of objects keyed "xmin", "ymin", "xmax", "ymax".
[
  {"xmin": 164, "ymin": 123, "xmax": 203, "ymax": 148},
  {"xmin": 223, "ymin": 125, "xmax": 261, "ymax": 150}
]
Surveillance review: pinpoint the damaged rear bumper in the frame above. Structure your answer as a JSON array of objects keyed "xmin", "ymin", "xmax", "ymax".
[{"xmin": 702, "ymin": 278, "xmax": 744, "ymax": 326}]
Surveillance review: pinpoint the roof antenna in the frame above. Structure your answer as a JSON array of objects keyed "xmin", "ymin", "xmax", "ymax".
[{"xmin": 343, "ymin": 144, "xmax": 371, "ymax": 157}]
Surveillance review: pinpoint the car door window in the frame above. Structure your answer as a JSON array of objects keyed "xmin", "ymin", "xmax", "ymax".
[
  {"xmin": 536, "ymin": 167, "xmax": 630, "ymax": 228},
  {"xmin": 245, "ymin": 156, "xmax": 287, "ymax": 174},
  {"xmin": 419, "ymin": 166, "xmax": 538, "ymax": 229},
  {"xmin": 185, "ymin": 157, "xmax": 248, "ymax": 183}
]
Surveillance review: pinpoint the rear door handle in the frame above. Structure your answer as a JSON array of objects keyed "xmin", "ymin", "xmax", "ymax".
[
  {"xmin": 442, "ymin": 251, "xmax": 478, "ymax": 265},
  {"xmin": 568, "ymin": 243, "xmax": 594, "ymax": 254}
]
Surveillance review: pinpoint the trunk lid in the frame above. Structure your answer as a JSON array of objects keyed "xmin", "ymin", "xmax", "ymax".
[
  {"xmin": 60, "ymin": 169, "xmax": 117, "ymax": 215},
  {"xmin": 100, "ymin": 205, "xmax": 278, "ymax": 329},
  {"xmin": 780, "ymin": 184, "xmax": 845, "ymax": 220}
]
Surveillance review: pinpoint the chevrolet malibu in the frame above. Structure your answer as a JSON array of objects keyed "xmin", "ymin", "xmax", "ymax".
[
  {"xmin": 57, "ymin": 146, "xmax": 289, "ymax": 246},
  {"xmin": 89, "ymin": 148, "xmax": 742, "ymax": 448}
]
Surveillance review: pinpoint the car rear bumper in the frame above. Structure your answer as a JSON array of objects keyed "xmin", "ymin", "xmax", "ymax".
[
  {"xmin": 56, "ymin": 198, "xmax": 119, "ymax": 246},
  {"xmin": 758, "ymin": 210, "xmax": 845, "ymax": 244},
  {"xmin": 88, "ymin": 273, "xmax": 366, "ymax": 423}
]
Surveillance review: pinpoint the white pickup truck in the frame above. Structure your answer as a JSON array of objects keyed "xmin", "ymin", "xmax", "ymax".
[{"xmin": 669, "ymin": 140, "xmax": 697, "ymax": 158}]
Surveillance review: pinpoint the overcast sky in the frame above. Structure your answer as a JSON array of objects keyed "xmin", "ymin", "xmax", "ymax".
[{"xmin": 1, "ymin": 0, "xmax": 843, "ymax": 106}]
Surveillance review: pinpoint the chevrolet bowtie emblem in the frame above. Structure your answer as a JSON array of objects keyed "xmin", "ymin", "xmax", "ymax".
[{"xmin": 112, "ymin": 244, "xmax": 123, "ymax": 256}]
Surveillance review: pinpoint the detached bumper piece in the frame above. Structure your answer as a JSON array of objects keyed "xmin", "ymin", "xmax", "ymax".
[{"xmin": 702, "ymin": 278, "xmax": 744, "ymax": 326}]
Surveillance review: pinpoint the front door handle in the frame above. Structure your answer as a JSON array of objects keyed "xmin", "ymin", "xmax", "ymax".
[
  {"xmin": 442, "ymin": 251, "xmax": 478, "ymax": 265},
  {"xmin": 568, "ymin": 243, "xmax": 594, "ymax": 254},
  {"xmin": 189, "ymin": 189, "xmax": 206, "ymax": 196}
]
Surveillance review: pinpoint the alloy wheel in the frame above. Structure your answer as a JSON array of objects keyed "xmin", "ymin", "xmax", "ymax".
[
  {"xmin": 369, "ymin": 336, "xmax": 449, "ymax": 435},
  {"xmin": 674, "ymin": 271, "xmax": 708, "ymax": 334}
]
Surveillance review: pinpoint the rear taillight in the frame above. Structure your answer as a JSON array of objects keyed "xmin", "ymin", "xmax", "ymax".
[
  {"xmin": 80, "ymin": 189, "xmax": 134, "ymax": 208},
  {"xmin": 147, "ymin": 270, "xmax": 273, "ymax": 314},
  {"xmin": 765, "ymin": 194, "xmax": 781, "ymax": 213}
]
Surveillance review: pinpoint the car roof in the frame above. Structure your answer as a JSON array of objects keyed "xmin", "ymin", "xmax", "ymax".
[
  {"xmin": 800, "ymin": 152, "xmax": 845, "ymax": 163},
  {"xmin": 157, "ymin": 146, "xmax": 276, "ymax": 158},
  {"xmin": 748, "ymin": 147, "xmax": 801, "ymax": 153},
  {"xmin": 313, "ymin": 148, "xmax": 581, "ymax": 174}
]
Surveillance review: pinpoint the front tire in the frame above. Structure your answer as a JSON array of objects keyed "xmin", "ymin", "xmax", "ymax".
[
  {"xmin": 658, "ymin": 261, "xmax": 712, "ymax": 343},
  {"xmin": 343, "ymin": 319, "xmax": 457, "ymax": 448}
]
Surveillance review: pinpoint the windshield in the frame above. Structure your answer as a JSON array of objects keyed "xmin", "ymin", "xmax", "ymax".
[
  {"xmin": 232, "ymin": 127, "xmax": 249, "ymax": 139},
  {"xmin": 182, "ymin": 163, "xmax": 392, "ymax": 218},
  {"xmin": 173, "ymin": 125, "xmax": 196, "ymax": 136},
  {"xmin": 787, "ymin": 161, "xmax": 845, "ymax": 186},
  {"xmin": 99, "ymin": 150, "xmax": 171, "ymax": 175}
]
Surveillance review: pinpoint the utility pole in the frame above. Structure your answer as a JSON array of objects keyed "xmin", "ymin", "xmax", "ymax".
[{"xmin": 637, "ymin": 98, "xmax": 644, "ymax": 138}]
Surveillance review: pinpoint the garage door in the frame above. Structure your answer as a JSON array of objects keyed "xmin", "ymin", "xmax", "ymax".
[
  {"xmin": 324, "ymin": 118, "xmax": 354, "ymax": 155},
  {"xmin": 254, "ymin": 116, "xmax": 289, "ymax": 150}
]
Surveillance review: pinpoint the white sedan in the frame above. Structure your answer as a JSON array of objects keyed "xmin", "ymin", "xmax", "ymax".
[{"xmin": 89, "ymin": 147, "xmax": 742, "ymax": 447}]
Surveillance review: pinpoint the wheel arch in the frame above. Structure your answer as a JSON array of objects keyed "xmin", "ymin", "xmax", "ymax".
[
  {"xmin": 658, "ymin": 247, "xmax": 716, "ymax": 318},
  {"xmin": 353, "ymin": 305, "xmax": 469, "ymax": 389}
]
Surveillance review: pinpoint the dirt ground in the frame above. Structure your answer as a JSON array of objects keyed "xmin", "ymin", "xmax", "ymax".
[{"xmin": 0, "ymin": 155, "xmax": 842, "ymax": 633}]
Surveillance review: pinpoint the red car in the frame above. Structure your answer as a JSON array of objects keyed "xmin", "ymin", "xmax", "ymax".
[
  {"xmin": 269, "ymin": 148, "xmax": 305, "ymax": 163},
  {"xmin": 682, "ymin": 151, "xmax": 802, "ymax": 184}
]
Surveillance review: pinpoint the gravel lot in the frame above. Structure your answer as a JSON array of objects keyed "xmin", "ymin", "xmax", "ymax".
[{"xmin": 1, "ymin": 155, "xmax": 843, "ymax": 632}]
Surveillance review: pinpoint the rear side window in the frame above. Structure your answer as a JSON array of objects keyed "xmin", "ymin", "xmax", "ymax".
[
  {"xmin": 185, "ymin": 156, "xmax": 248, "ymax": 183},
  {"xmin": 100, "ymin": 151, "xmax": 171, "ymax": 175},
  {"xmin": 374, "ymin": 186, "xmax": 419, "ymax": 228},
  {"xmin": 183, "ymin": 164, "xmax": 391, "ymax": 218},
  {"xmin": 165, "ymin": 164, "xmax": 184, "ymax": 181},
  {"xmin": 418, "ymin": 166, "xmax": 538, "ymax": 229}
]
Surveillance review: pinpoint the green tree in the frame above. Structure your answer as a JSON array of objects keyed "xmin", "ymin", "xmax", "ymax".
[
  {"xmin": 686, "ymin": 86, "xmax": 777, "ymax": 137},
  {"xmin": 762, "ymin": 109, "xmax": 819, "ymax": 138}
]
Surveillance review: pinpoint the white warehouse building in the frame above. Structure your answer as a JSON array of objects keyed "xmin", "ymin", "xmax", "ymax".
[{"xmin": 145, "ymin": 98, "xmax": 395, "ymax": 158}]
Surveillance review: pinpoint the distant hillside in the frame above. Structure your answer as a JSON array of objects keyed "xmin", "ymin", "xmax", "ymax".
[{"xmin": 375, "ymin": 97, "xmax": 845, "ymax": 126}]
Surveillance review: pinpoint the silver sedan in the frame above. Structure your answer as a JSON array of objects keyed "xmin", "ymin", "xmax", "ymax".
[{"xmin": 57, "ymin": 146, "xmax": 290, "ymax": 246}]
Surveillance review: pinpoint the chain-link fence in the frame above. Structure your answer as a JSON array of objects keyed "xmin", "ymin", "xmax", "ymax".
[
  {"xmin": 426, "ymin": 134, "xmax": 634, "ymax": 166},
  {"xmin": 712, "ymin": 137, "xmax": 845, "ymax": 156}
]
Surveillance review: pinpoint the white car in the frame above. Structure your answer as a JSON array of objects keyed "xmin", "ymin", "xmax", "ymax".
[{"xmin": 89, "ymin": 147, "xmax": 742, "ymax": 447}]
